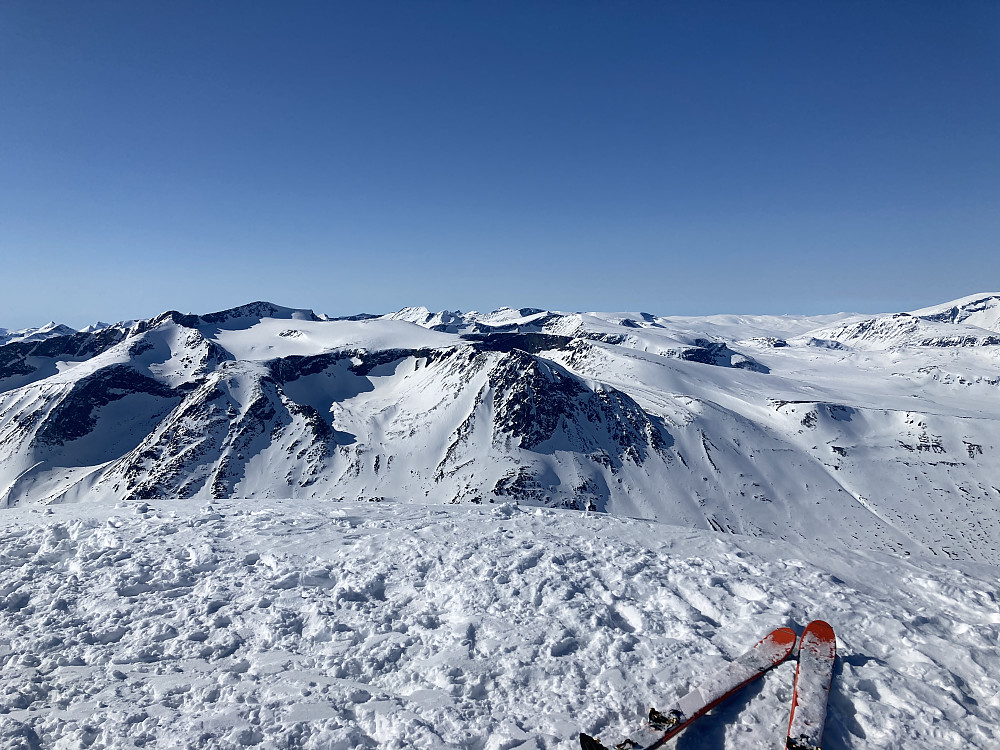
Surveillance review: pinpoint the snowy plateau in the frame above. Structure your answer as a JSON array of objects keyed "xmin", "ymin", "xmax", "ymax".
[{"xmin": 1, "ymin": 296, "xmax": 999, "ymax": 749}]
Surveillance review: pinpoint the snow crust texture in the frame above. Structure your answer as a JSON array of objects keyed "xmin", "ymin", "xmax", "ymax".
[{"xmin": 1, "ymin": 500, "xmax": 997, "ymax": 749}]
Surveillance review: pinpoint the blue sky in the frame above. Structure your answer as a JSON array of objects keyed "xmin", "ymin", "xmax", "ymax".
[{"xmin": 2, "ymin": 1, "xmax": 998, "ymax": 328}]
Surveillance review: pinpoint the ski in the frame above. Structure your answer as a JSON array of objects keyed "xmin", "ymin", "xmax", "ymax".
[
  {"xmin": 580, "ymin": 626, "xmax": 797, "ymax": 750},
  {"xmin": 785, "ymin": 620, "xmax": 836, "ymax": 750}
]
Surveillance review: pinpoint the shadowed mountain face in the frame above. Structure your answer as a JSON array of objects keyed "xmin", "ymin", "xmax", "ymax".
[{"xmin": 3, "ymin": 297, "xmax": 1000, "ymax": 564}]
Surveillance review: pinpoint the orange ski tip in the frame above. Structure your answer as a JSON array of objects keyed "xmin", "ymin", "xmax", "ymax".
[
  {"xmin": 771, "ymin": 626, "xmax": 798, "ymax": 648},
  {"xmin": 803, "ymin": 620, "xmax": 836, "ymax": 641}
]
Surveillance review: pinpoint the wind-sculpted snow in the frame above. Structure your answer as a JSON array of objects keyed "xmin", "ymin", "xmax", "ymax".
[
  {"xmin": 2, "ymin": 297, "xmax": 1000, "ymax": 566},
  {"xmin": 0, "ymin": 500, "xmax": 997, "ymax": 749}
]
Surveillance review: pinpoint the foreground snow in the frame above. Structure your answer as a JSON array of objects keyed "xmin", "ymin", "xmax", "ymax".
[{"xmin": 1, "ymin": 499, "xmax": 996, "ymax": 749}]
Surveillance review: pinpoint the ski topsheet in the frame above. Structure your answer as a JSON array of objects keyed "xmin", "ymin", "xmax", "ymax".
[
  {"xmin": 785, "ymin": 620, "xmax": 836, "ymax": 750},
  {"xmin": 580, "ymin": 626, "xmax": 797, "ymax": 750}
]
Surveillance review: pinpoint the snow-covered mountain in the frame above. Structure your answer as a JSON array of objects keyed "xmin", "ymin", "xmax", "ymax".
[
  {"xmin": 3, "ymin": 295, "xmax": 1000, "ymax": 566},
  {"xmin": 3, "ymin": 296, "xmax": 1000, "ymax": 750},
  {"xmin": 0, "ymin": 322, "xmax": 79, "ymax": 346}
]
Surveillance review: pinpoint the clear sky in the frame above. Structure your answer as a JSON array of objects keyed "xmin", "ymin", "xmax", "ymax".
[{"xmin": 1, "ymin": 1, "xmax": 998, "ymax": 329}]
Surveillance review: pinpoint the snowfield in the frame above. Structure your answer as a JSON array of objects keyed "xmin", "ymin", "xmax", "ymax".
[
  {"xmin": 3, "ymin": 296, "xmax": 1000, "ymax": 748},
  {"xmin": 1, "ymin": 498, "xmax": 997, "ymax": 749}
]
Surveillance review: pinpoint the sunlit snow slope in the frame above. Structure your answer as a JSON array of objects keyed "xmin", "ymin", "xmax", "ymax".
[{"xmin": 2, "ymin": 297, "xmax": 1000, "ymax": 564}]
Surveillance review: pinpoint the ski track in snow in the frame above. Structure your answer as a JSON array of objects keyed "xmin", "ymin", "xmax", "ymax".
[{"xmin": 1, "ymin": 499, "xmax": 998, "ymax": 749}]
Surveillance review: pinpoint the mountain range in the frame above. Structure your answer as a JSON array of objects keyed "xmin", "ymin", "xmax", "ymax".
[{"xmin": 3, "ymin": 294, "xmax": 1000, "ymax": 565}]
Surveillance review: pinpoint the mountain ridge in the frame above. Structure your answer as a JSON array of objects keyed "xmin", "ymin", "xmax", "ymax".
[{"xmin": 2, "ymin": 295, "xmax": 1000, "ymax": 565}]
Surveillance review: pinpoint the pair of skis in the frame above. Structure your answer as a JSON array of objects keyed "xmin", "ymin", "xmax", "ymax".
[{"xmin": 580, "ymin": 621, "xmax": 836, "ymax": 750}]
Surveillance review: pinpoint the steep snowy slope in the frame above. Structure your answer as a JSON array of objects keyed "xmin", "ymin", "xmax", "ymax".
[
  {"xmin": 912, "ymin": 292, "xmax": 1000, "ymax": 331},
  {"xmin": 2, "ymin": 298, "xmax": 1000, "ymax": 565},
  {"xmin": 0, "ymin": 499, "xmax": 996, "ymax": 749}
]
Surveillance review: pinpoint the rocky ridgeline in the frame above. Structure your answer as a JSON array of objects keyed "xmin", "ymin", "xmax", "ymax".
[{"xmin": 2, "ymin": 295, "xmax": 1000, "ymax": 564}]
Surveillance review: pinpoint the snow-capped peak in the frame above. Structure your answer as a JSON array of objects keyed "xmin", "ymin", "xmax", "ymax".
[
  {"xmin": 380, "ymin": 306, "xmax": 467, "ymax": 329},
  {"xmin": 911, "ymin": 292, "xmax": 1000, "ymax": 332},
  {"xmin": 197, "ymin": 301, "xmax": 321, "ymax": 325},
  {"xmin": 0, "ymin": 321, "xmax": 77, "ymax": 345},
  {"xmin": 79, "ymin": 321, "xmax": 112, "ymax": 333}
]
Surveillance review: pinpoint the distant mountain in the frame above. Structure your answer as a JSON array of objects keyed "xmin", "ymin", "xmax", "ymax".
[
  {"xmin": 2, "ymin": 296, "xmax": 1000, "ymax": 565},
  {"xmin": 0, "ymin": 321, "xmax": 78, "ymax": 345},
  {"xmin": 912, "ymin": 292, "xmax": 1000, "ymax": 331},
  {"xmin": 807, "ymin": 295, "xmax": 1000, "ymax": 349}
]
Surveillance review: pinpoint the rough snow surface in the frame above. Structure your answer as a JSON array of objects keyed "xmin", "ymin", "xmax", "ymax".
[{"xmin": 1, "ymin": 499, "xmax": 997, "ymax": 749}]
